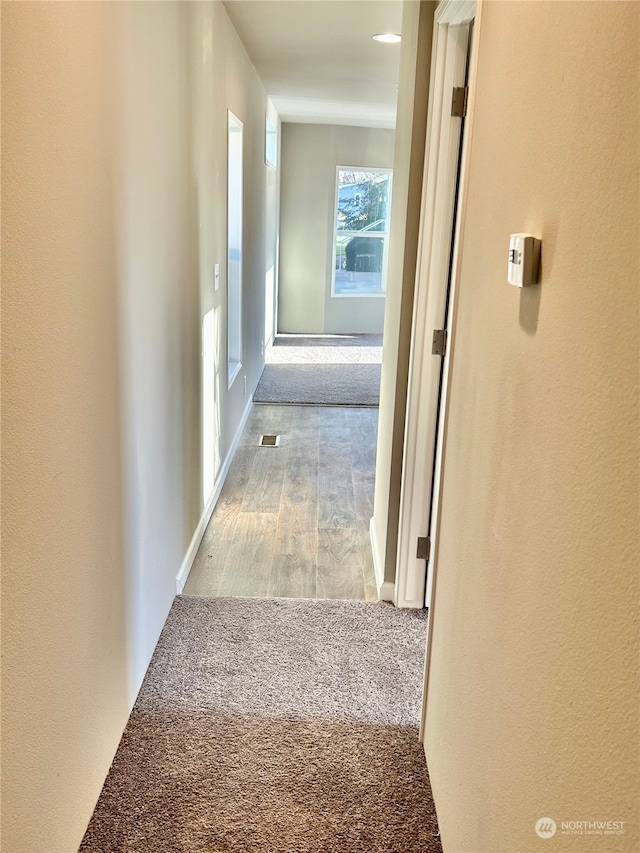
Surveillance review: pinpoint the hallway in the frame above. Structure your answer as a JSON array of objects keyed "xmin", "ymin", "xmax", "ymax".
[
  {"xmin": 3, "ymin": 3, "xmax": 638, "ymax": 850},
  {"xmin": 184, "ymin": 404, "xmax": 379, "ymax": 601}
]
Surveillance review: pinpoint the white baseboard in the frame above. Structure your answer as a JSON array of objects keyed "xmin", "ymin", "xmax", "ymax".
[
  {"xmin": 379, "ymin": 582, "xmax": 396, "ymax": 603},
  {"xmin": 369, "ymin": 516, "xmax": 395, "ymax": 603},
  {"xmin": 264, "ymin": 334, "xmax": 274, "ymax": 363},
  {"xmin": 175, "ymin": 396, "xmax": 253, "ymax": 593},
  {"xmin": 266, "ymin": 331, "xmax": 275, "ymax": 350},
  {"xmin": 369, "ymin": 515, "xmax": 384, "ymax": 589}
]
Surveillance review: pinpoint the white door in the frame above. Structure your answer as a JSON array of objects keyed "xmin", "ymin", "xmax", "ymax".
[{"xmin": 395, "ymin": 3, "xmax": 476, "ymax": 610}]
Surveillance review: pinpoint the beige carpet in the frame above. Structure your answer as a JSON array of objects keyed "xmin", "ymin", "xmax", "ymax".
[{"xmin": 80, "ymin": 596, "xmax": 442, "ymax": 852}]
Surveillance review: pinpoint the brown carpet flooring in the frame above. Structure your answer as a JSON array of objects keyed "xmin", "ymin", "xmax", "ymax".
[{"xmin": 80, "ymin": 596, "xmax": 442, "ymax": 852}]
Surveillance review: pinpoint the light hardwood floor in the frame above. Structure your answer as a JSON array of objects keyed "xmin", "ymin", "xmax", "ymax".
[{"xmin": 184, "ymin": 404, "xmax": 378, "ymax": 601}]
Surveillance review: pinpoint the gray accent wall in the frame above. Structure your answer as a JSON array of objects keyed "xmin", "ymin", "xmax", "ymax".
[{"xmin": 278, "ymin": 123, "xmax": 395, "ymax": 335}]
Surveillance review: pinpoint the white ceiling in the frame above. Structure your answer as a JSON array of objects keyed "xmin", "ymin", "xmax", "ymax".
[{"xmin": 223, "ymin": 0, "xmax": 404, "ymax": 128}]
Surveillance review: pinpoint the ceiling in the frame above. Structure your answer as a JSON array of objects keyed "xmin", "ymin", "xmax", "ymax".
[{"xmin": 223, "ymin": 0, "xmax": 404, "ymax": 128}]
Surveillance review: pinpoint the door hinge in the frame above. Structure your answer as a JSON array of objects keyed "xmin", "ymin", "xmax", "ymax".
[
  {"xmin": 417, "ymin": 536, "xmax": 431, "ymax": 561},
  {"xmin": 432, "ymin": 328, "xmax": 447, "ymax": 356},
  {"xmin": 451, "ymin": 86, "xmax": 468, "ymax": 118}
]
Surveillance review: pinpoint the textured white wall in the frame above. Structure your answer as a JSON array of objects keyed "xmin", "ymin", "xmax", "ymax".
[
  {"xmin": 189, "ymin": 1, "xmax": 272, "ymax": 462},
  {"xmin": 278, "ymin": 123, "xmax": 395, "ymax": 334},
  {"xmin": 1, "ymin": 2, "xmax": 274, "ymax": 850},
  {"xmin": 112, "ymin": 0, "xmax": 201, "ymax": 703},
  {"xmin": 1, "ymin": 4, "xmax": 130, "ymax": 849},
  {"xmin": 424, "ymin": 3, "xmax": 639, "ymax": 851}
]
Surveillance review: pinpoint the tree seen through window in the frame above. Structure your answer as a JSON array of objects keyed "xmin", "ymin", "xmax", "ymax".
[{"xmin": 333, "ymin": 168, "xmax": 392, "ymax": 295}]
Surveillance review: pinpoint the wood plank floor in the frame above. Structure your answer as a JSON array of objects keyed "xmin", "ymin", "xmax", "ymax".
[{"xmin": 184, "ymin": 404, "xmax": 379, "ymax": 601}]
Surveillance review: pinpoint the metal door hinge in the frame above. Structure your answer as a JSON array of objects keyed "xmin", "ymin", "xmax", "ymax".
[
  {"xmin": 417, "ymin": 536, "xmax": 431, "ymax": 561},
  {"xmin": 432, "ymin": 329, "xmax": 447, "ymax": 356},
  {"xmin": 451, "ymin": 86, "xmax": 468, "ymax": 118}
]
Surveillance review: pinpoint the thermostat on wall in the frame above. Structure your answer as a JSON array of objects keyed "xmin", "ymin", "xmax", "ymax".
[{"xmin": 507, "ymin": 233, "xmax": 541, "ymax": 287}]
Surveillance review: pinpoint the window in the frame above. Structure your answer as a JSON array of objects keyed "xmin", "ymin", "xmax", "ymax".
[
  {"xmin": 227, "ymin": 111, "xmax": 243, "ymax": 386},
  {"xmin": 265, "ymin": 114, "xmax": 277, "ymax": 168},
  {"xmin": 332, "ymin": 167, "xmax": 392, "ymax": 297}
]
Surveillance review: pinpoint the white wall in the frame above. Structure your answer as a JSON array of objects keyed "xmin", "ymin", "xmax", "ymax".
[
  {"xmin": 189, "ymin": 1, "xmax": 277, "ymax": 460},
  {"xmin": 2, "ymin": 5, "xmax": 132, "ymax": 849},
  {"xmin": 424, "ymin": 2, "xmax": 639, "ymax": 851},
  {"xmin": 278, "ymin": 123, "xmax": 395, "ymax": 334},
  {"xmin": 111, "ymin": 0, "xmax": 201, "ymax": 701},
  {"xmin": 1, "ymin": 2, "xmax": 276, "ymax": 850}
]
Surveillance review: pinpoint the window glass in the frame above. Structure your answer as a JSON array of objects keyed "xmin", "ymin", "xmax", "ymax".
[
  {"xmin": 228, "ymin": 111, "xmax": 243, "ymax": 385},
  {"xmin": 333, "ymin": 168, "xmax": 392, "ymax": 297}
]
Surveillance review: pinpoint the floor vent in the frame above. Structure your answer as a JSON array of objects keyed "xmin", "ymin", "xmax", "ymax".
[{"xmin": 259, "ymin": 434, "xmax": 280, "ymax": 447}]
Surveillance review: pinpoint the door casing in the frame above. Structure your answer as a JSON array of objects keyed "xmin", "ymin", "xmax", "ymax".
[{"xmin": 395, "ymin": 0, "xmax": 479, "ymax": 611}]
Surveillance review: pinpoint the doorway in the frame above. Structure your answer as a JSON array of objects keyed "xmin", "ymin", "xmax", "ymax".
[
  {"xmin": 185, "ymin": 3, "xmax": 438, "ymax": 608},
  {"xmin": 395, "ymin": 4, "xmax": 476, "ymax": 610}
]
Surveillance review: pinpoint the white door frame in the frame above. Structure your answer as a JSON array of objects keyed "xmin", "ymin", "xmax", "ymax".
[
  {"xmin": 419, "ymin": 2, "xmax": 483, "ymax": 741},
  {"xmin": 395, "ymin": 0, "xmax": 479, "ymax": 610}
]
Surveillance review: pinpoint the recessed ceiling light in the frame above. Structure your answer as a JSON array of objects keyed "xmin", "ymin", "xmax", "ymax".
[{"xmin": 372, "ymin": 33, "xmax": 402, "ymax": 44}]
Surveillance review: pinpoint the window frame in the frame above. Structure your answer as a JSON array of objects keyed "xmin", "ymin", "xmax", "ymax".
[
  {"xmin": 227, "ymin": 109, "xmax": 243, "ymax": 388},
  {"xmin": 330, "ymin": 165, "xmax": 393, "ymax": 299}
]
